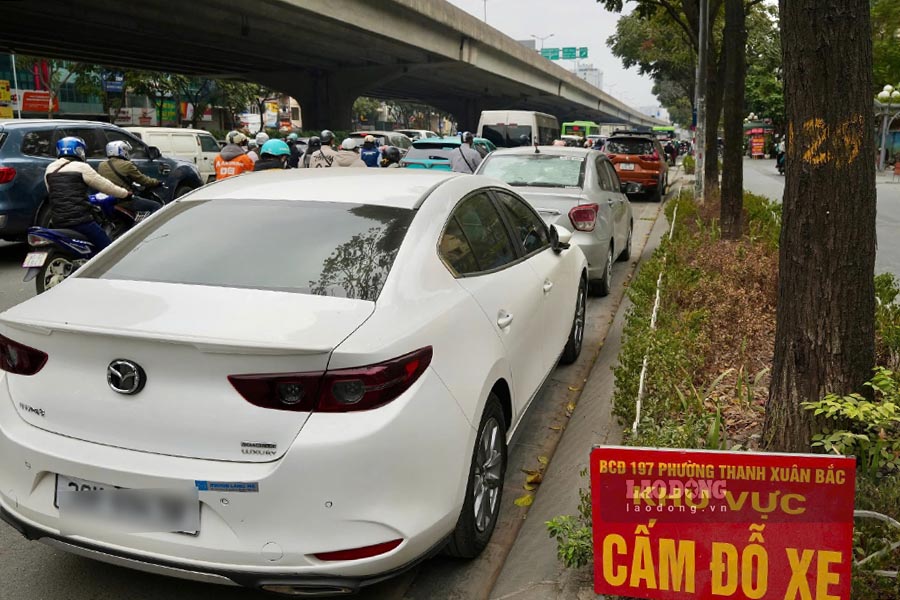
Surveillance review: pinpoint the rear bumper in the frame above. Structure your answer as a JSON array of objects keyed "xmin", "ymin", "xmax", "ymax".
[
  {"xmin": 0, "ymin": 505, "xmax": 445, "ymax": 595},
  {"xmin": 0, "ymin": 368, "xmax": 475, "ymax": 588}
]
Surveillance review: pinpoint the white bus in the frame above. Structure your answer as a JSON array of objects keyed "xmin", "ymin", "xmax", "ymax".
[{"xmin": 477, "ymin": 110, "xmax": 559, "ymax": 147}]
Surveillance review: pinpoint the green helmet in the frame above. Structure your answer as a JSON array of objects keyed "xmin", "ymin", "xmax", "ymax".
[
  {"xmin": 287, "ymin": 133, "xmax": 299, "ymax": 142},
  {"xmin": 260, "ymin": 139, "xmax": 291, "ymax": 157}
]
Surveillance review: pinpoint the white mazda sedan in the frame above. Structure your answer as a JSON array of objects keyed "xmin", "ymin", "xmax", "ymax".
[{"xmin": 0, "ymin": 170, "xmax": 587, "ymax": 596}]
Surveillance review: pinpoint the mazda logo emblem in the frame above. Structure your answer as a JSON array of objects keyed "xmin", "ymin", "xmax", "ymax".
[{"xmin": 107, "ymin": 360, "xmax": 146, "ymax": 395}]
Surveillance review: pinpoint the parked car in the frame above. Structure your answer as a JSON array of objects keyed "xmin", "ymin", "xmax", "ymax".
[
  {"xmin": 602, "ymin": 131, "xmax": 669, "ymax": 202},
  {"xmin": 0, "ymin": 120, "xmax": 203, "ymax": 239},
  {"xmin": 0, "ymin": 169, "xmax": 587, "ymax": 595},
  {"xmin": 559, "ymin": 135, "xmax": 585, "ymax": 147},
  {"xmin": 349, "ymin": 130, "xmax": 413, "ymax": 157},
  {"xmin": 401, "ymin": 136, "xmax": 497, "ymax": 170},
  {"xmin": 126, "ymin": 127, "xmax": 221, "ymax": 184},
  {"xmin": 476, "ymin": 146, "xmax": 635, "ymax": 296},
  {"xmin": 394, "ymin": 129, "xmax": 439, "ymax": 141}
]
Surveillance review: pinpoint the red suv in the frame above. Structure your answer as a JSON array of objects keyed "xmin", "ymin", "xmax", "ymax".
[{"xmin": 603, "ymin": 132, "xmax": 669, "ymax": 202}]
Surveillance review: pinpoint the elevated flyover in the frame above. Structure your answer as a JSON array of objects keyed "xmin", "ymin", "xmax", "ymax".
[{"xmin": 0, "ymin": 0, "xmax": 667, "ymax": 131}]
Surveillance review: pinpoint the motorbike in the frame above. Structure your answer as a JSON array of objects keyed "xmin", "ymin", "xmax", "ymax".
[
  {"xmin": 23, "ymin": 187, "xmax": 161, "ymax": 294},
  {"xmin": 776, "ymin": 152, "xmax": 785, "ymax": 175}
]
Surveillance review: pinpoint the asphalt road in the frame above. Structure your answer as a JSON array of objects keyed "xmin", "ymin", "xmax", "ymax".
[
  {"xmin": 0, "ymin": 195, "xmax": 667, "ymax": 600},
  {"xmin": 742, "ymin": 157, "xmax": 900, "ymax": 276}
]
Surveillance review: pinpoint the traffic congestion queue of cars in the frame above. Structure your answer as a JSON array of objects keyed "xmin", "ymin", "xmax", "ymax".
[{"xmin": 0, "ymin": 109, "xmax": 660, "ymax": 595}]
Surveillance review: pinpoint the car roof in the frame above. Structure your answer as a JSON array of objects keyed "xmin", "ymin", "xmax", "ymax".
[
  {"xmin": 350, "ymin": 130, "xmax": 408, "ymax": 137},
  {"xmin": 185, "ymin": 169, "xmax": 460, "ymax": 209},
  {"xmin": 0, "ymin": 119, "xmax": 117, "ymax": 129},
  {"xmin": 413, "ymin": 136, "xmax": 492, "ymax": 145},
  {"xmin": 608, "ymin": 131, "xmax": 656, "ymax": 140},
  {"xmin": 487, "ymin": 146, "xmax": 599, "ymax": 157},
  {"xmin": 125, "ymin": 126, "xmax": 214, "ymax": 135}
]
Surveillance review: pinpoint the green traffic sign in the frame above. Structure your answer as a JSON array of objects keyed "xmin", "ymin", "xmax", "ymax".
[
  {"xmin": 579, "ymin": 47, "xmax": 588, "ymax": 59},
  {"xmin": 541, "ymin": 47, "xmax": 560, "ymax": 60},
  {"xmin": 562, "ymin": 47, "xmax": 576, "ymax": 60}
]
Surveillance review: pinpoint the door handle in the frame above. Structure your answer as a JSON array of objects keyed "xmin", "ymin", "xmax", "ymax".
[
  {"xmin": 543, "ymin": 280, "xmax": 554, "ymax": 293},
  {"xmin": 497, "ymin": 311, "xmax": 514, "ymax": 329}
]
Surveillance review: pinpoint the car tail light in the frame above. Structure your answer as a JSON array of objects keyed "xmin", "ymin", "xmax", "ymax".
[
  {"xmin": 606, "ymin": 154, "xmax": 617, "ymax": 159},
  {"xmin": 228, "ymin": 347, "xmax": 433, "ymax": 413},
  {"xmin": 569, "ymin": 204, "xmax": 599, "ymax": 232},
  {"xmin": 317, "ymin": 346, "xmax": 433, "ymax": 413},
  {"xmin": 0, "ymin": 333, "xmax": 48, "ymax": 375},
  {"xmin": 0, "ymin": 167, "xmax": 16, "ymax": 184},
  {"xmin": 313, "ymin": 539, "xmax": 403, "ymax": 561},
  {"xmin": 640, "ymin": 150, "xmax": 661, "ymax": 162}
]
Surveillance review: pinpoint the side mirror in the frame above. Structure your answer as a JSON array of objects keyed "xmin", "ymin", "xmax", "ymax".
[
  {"xmin": 550, "ymin": 224, "xmax": 572, "ymax": 253},
  {"xmin": 621, "ymin": 181, "xmax": 642, "ymax": 194},
  {"xmin": 147, "ymin": 146, "xmax": 162, "ymax": 160}
]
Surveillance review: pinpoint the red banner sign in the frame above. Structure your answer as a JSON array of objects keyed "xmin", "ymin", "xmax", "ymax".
[
  {"xmin": 751, "ymin": 136, "xmax": 766, "ymax": 157},
  {"xmin": 591, "ymin": 446, "xmax": 855, "ymax": 600},
  {"xmin": 20, "ymin": 90, "xmax": 59, "ymax": 113}
]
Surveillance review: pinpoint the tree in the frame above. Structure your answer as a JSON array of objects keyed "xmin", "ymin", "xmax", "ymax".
[
  {"xmin": 353, "ymin": 97, "xmax": 382, "ymax": 127},
  {"xmin": 719, "ymin": 0, "xmax": 747, "ymax": 239},
  {"xmin": 873, "ymin": 0, "xmax": 900, "ymax": 89},
  {"xmin": 763, "ymin": 0, "xmax": 876, "ymax": 451},
  {"xmin": 213, "ymin": 80, "xmax": 259, "ymax": 131},
  {"xmin": 129, "ymin": 71, "xmax": 179, "ymax": 126},
  {"xmin": 16, "ymin": 56, "xmax": 87, "ymax": 119},
  {"xmin": 744, "ymin": 5, "xmax": 783, "ymax": 131},
  {"xmin": 170, "ymin": 76, "xmax": 216, "ymax": 129}
]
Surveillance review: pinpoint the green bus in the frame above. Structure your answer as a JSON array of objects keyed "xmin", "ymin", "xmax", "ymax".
[
  {"xmin": 652, "ymin": 125, "xmax": 676, "ymax": 140},
  {"xmin": 561, "ymin": 121, "xmax": 601, "ymax": 138}
]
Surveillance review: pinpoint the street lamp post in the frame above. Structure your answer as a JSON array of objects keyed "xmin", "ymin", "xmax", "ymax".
[
  {"xmin": 876, "ymin": 84, "xmax": 900, "ymax": 171},
  {"xmin": 531, "ymin": 33, "xmax": 554, "ymax": 51}
]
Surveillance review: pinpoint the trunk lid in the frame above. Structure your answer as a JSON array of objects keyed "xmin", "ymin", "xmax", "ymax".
[
  {"xmin": 513, "ymin": 189, "xmax": 587, "ymax": 229},
  {"xmin": 1, "ymin": 279, "xmax": 375, "ymax": 462}
]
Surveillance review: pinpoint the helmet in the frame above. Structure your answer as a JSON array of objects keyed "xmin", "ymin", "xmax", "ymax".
[
  {"xmin": 227, "ymin": 131, "xmax": 248, "ymax": 145},
  {"xmin": 320, "ymin": 130, "xmax": 335, "ymax": 144},
  {"xmin": 255, "ymin": 132, "xmax": 270, "ymax": 146},
  {"xmin": 306, "ymin": 136, "xmax": 321, "ymax": 150},
  {"xmin": 461, "ymin": 131, "xmax": 474, "ymax": 143},
  {"xmin": 261, "ymin": 139, "xmax": 291, "ymax": 157},
  {"xmin": 341, "ymin": 138, "xmax": 359, "ymax": 151},
  {"xmin": 56, "ymin": 136, "xmax": 87, "ymax": 161},
  {"xmin": 364, "ymin": 134, "xmax": 376, "ymax": 144},
  {"xmin": 385, "ymin": 146, "xmax": 401, "ymax": 163},
  {"xmin": 105, "ymin": 140, "xmax": 132, "ymax": 160},
  {"xmin": 287, "ymin": 133, "xmax": 299, "ymax": 142}
]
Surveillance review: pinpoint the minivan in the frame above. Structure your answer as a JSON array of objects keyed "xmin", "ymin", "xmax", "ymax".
[
  {"xmin": 477, "ymin": 110, "xmax": 559, "ymax": 148},
  {"xmin": 126, "ymin": 127, "xmax": 221, "ymax": 183}
]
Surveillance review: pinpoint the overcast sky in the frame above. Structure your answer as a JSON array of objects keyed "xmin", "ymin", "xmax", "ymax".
[{"xmin": 445, "ymin": 0, "xmax": 658, "ymax": 108}]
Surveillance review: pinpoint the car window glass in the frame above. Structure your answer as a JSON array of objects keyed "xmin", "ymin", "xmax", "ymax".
[
  {"xmin": 439, "ymin": 217, "xmax": 480, "ymax": 275},
  {"xmin": 20, "ymin": 129, "xmax": 55, "ymax": 157},
  {"xmin": 479, "ymin": 154, "xmax": 585, "ymax": 188},
  {"xmin": 104, "ymin": 129, "xmax": 148, "ymax": 159},
  {"xmin": 79, "ymin": 200, "xmax": 414, "ymax": 301},
  {"xmin": 596, "ymin": 158, "xmax": 614, "ymax": 191},
  {"xmin": 605, "ymin": 138, "xmax": 654, "ymax": 155},
  {"xmin": 199, "ymin": 134, "xmax": 220, "ymax": 153},
  {"xmin": 64, "ymin": 128, "xmax": 107, "ymax": 159},
  {"xmin": 451, "ymin": 193, "xmax": 517, "ymax": 272},
  {"xmin": 495, "ymin": 191, "xmax": 550, "ymax": 255},
  {"xmin": 603, "ymin": 161, "xmax": 622, "ymax": 191}
]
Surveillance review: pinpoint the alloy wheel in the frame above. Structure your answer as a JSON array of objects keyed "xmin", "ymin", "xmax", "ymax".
[
  {"xmin": 43, "ymin": 257, "xmax": 74, "ymax": 290},
  {"xmin": 473, "ymin": 417, "xmax": 503, "ymax": 533},
  {"xmin": 573, "ymin": 281, "xmax": 586, "ymax": 355}
]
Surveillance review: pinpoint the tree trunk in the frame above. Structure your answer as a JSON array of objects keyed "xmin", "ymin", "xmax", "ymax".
[
  {"xmin": 720, "ymin": 0, "xmax": 747, "ymax": 239},
  {"xmin": 703, "ymin": 49, "xmax": 726, "ymax": 199},
  {"xmin": 763, "ymin": 0, "xmax": 876, "ymax": 452}
]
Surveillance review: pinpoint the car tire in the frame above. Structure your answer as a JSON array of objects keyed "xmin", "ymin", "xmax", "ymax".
[
  {"xmin": 560, "ymin": 276, "xmax": 587, "ymax": 365},
  {"xmin": 589, "ymin": 244, "xmax": 613, "ymax": 297},
  {"xmin": 617, "ymin": 222, "xmax": 633, "ymax": 262},
  {"xmin": 36, "ymin": 251, "xmax": 77, "ymax": 294},
  {"xmin": 174, "ymin": 185, "xmax": 195, "ymax": 199},
  {"xmin": 446, "ymin": 394, "xmax": 507, "ymax": 559}
]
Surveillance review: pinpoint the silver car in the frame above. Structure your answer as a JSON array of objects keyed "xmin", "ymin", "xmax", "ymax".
[{"xmin": 477, "ymin": 146, "xmax": 635, "ymax": 296}]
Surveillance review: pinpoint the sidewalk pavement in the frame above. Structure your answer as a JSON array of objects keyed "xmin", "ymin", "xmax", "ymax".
[{"xmin": 487, "ymin": 195, "xmax": 674, "ymax": 600}]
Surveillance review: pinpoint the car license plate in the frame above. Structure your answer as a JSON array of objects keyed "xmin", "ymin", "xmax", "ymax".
[
  {"xmin": 55, "ymin": 475, "xmax": 199, "ymax": 534},
  {"xmin": 619, "ymin": 163, "xmax": 636, "ymax": 171},
  {"xmin": 22, "ymin": 252, "xmax": 48, "ymax": 268}
]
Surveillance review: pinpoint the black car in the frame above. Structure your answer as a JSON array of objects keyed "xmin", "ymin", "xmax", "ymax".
[{"xmin": 0, "ymin": 120, "xmax": 204, "ymax": 239}]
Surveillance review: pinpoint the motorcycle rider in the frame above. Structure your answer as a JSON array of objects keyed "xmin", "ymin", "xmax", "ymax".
[
  {"xmin": 300, "ymin": 136, "xmax": 321, "ymax": 168},
  {"xmin": 450, "ymin": 131, "xmax": 483, "ymax": 174},
  {"xmin": 309, "ymin": 129, "xmax": 339, "ymax": 168},
  {"xmin": 381, "ymin": 146, "xmax": 402, "ymax": 168},
  {"xmin": 286, "ymin": 133, "xmax": 302, "ymax": 168},
  {"xmin": 98, "ymin": 141, "xmax": 163, "ymax": 216},
  {"xmin": 775, "ymin": 135, "xmax": 786, "ymax": 173},
  {"xmin": 44, "ymin": 136, "xmax": 132, "ymax": 252},
  {"xmin": 214, "ymin": 131, "xmax": 255, "ymax": 180},
  {"xmin": 253, "ymin": 139, "xmax": 292, "ymax": 171},
  {"xmin": 359, "ymin": 135, "xmax": 381, "ymax": 168},
  {"xmin": 247, "ymin": 131, "xmax": 268, "ymax": 163},
  {"xmin": 334, "ymin": 138, "xmax": 367, "ymax": 167}
]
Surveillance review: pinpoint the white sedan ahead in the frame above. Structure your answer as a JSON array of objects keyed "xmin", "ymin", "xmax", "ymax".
[{"xmin": 0, "ymin": 169, "xmax": 587, "ymax": 595}]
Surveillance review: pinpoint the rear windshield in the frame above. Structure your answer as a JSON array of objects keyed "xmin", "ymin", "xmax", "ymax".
[
  {"xmin": 605, "ymin": 138, "xmax": 655, "ymax": 155},
  {"xmin": 404, "ymin": 147, "xmax": 453, "ymax": 162},
  {"xmin": 479, "ymin": 154, "xmax": 586, "ymax": 188},
  {"xmin": 80, "ymin": 200, "xmax": 414, "ymax": 301},
  {"xmin": 481, "ymin": 125, "xmax": 533, "ymax": 148}
]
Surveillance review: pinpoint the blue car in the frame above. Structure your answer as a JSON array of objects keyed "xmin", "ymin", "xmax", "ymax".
[
  {"xmin": 401, "ymin": 136, "xmax": 496, "ymax": 170},
  {"xmin": 0, "ymin": 120, "xmax": 203, "ymax": 239}
]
